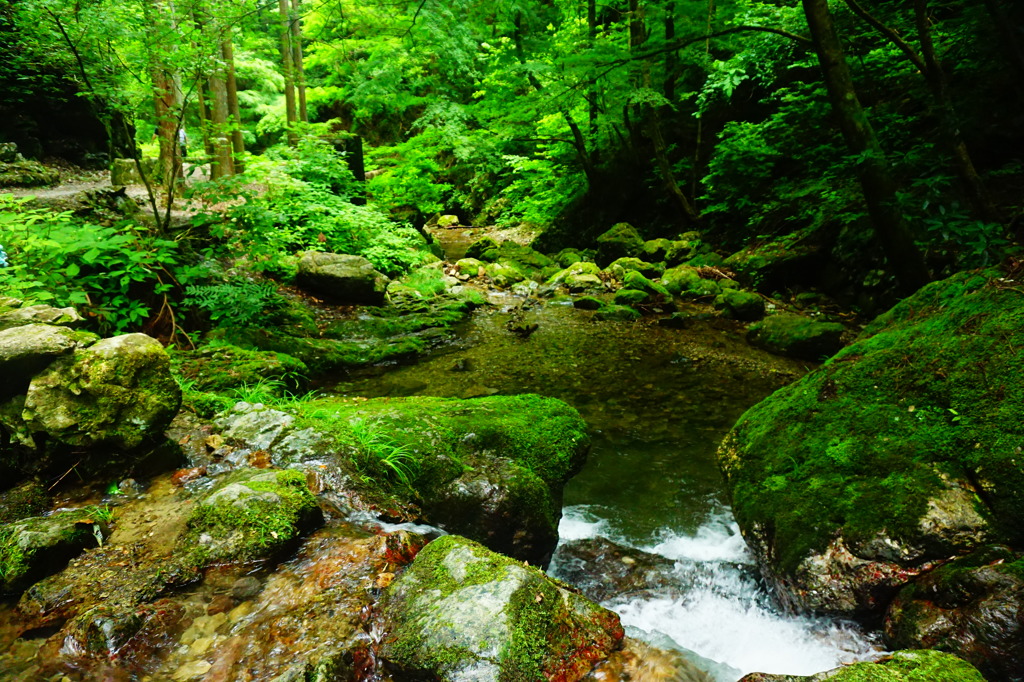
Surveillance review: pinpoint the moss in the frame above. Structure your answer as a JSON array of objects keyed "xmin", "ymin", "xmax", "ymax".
[
  {"xmin": 594, "ymin": 304, "xmax": 640, "ymax": 322},
  {"xmin": 595, "ymin": 223, "xmax": 643, "ymax": 266},
  {"xmin": 608, "ymin": 257, "xmax": 664, "ymax": 280},
  {"xmin": 465, "ymin": 236, "xmax": 501, "ymax": 261},
  {"xmin": 177, "ymin": 469, "xmax": 321, "ymax": 568},
  {"xmin": 0, "ymin": 508, "xmax": 103, "ymax": 593},
  {"xmin": 612, "ymin": 289, "xmax": 648, "ymax": 306},
  {"xmin": 171, "ymin": 344, "xmax": 309, "ymax": 394},
  {"xmin": 829, "ymin": 650, "xmax": 986, "ymax": 681},
  {"xmin": 0, "ymin": 480, "xmax": 49, "ymax": 524},
  {"xmin": 295, "ymin": 394, "xmax": 589, "ymax": 493},
  {"xmin": 572, "ymin": 296, "xmax": 605, "ymax": 311},
  {"xmin": 715, "ymin": 289, "xmax": 766, "ymax": 321},
  {"xmin": 548, "ymin": 261, "xmax": 602, "ymax": 286},
  {"xmin": 747, "ymin": 312, "xmax": 844, "ymax": 360},
  {"xmin": 622, "ymin": 270, "xmax": 670, "ymax": 298},
  {"xmin": 455, "ymin": 257, "xmax": 485, "ymax": 277},
  {"xmin": 721, "ymin": 270, "xmax": 1024, "ymax": 575}
]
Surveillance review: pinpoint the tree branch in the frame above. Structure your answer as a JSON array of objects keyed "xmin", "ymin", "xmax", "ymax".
[{"xmin": 842, "ymin": 0, "xmax": 926, "ymax": 74}]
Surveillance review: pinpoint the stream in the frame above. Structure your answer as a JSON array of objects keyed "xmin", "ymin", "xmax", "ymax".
[{"xmin": 325, "ymin": 284, "xmax": 882, "ymax": 680}]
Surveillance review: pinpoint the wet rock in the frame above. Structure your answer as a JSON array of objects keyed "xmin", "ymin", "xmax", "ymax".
[
  {"xmin": 718, "ymin": 270, "xmax": 1024, "ymax": 643},
  {"xmin": 885, "ymin": 545, "xmax": 1024, "ymax": 681},
  {"xmin": 641, "ymin": 238, "xmax": 672, "ymax": 263},
  {"xmin": 0, "ymin": 323, "xmax": 97, "ymax": 401},
  {"xmin": 622, "ymin": 270, "xmax": 670, "ymax": 298},
  {"xmin": 485, "ymin": 261, "xmax": 526, "ymax": 288},
  {"xmin": 60, "ymin": 604, "xmax": 144, "ymax": 659},
  {"xmin": 465, "ymin": 236, "xmax": 500, "ymax": 261},
  {"xmin": 554, "ymin": 248, "xmax": 585, "ymax": 267},
  {"xmin": 746, "ymin": 312, "xmax": 845, "ymax": 360},
  {"xmin": 109, "ymin": 157, "xmax": 157, "ymax": 185},
  {"xmin": 595, "ymin": 223, "xmax": 644, "ymax": 267},
  {"xmin": 21, "ymin": 332, "xmax": 181, "ymax": 449},
  {"xmin": 0, "ymin": 480, "xmax": 49, "ymax": 523},
  {"xmin": 218, "ymin": 402, "xmax": 295, "ymax": 451},
  {"xmin": 379, "ymin": 535, "xmax": 624, "ymax": 681},
  {"xmin": 230, "ymin": 575, "xmax": 263, "ymax": 600},
  {"xmin": 737, "ymin": 649, "xmax": 985, "ymax": 681},
  {"xmin": 176, "ymin": 468, "xmax": 323, "ymax": 566},
  {"xmin": 662, "ymin": 266, "xmax": 717, "ymax": 298},
  {"xmin": 295, "ymin": 252, "xmax": 389, "ymax": 306},
  {"xmin": 715, "ymin": 289, "xmax": 766, "ymax": 322},
  {"xmin": 0, "ymin": 304, "xmax": 84, "ymax": 332},
  {"xmin": 550, "ymin": 261, "xmax": 602, "ymax": 287},
  {"xmin": 0, "ymin": 508, "xmax": 106, "ymax": 594},
  {"xmin": 550, "ymin": 537, "xmax": 679, "ymax": 603},
  {"xmin": 567, "ymin": 273, "xmax": 605, "ymax": 293}
]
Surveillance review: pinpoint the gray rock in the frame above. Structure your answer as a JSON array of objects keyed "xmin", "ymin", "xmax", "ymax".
[
  {"xmin": 22, "ymin": 333, "xmax": 181, "ymax": 449},
  {"xmin": 380, "ymin": 535, "xmax": 624, "ymax": 681},
  {"xmin": 295, "ymin": 252, "xmax": 389, "ymax": 305},
  {"xmin": 0, "ymin": 304, "xmax": 84, "ymax": 331},
  {"xmin": 0, "ymin": 508, "xmax": 107, "ymax": 594},
  {"xmin": 0, "ymin": 323, "xmax": 97, "ymax": 400}
]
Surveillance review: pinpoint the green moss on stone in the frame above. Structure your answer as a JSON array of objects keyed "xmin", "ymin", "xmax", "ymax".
[
  {"xmin": 622, "ymin": 270, "xmax": 670, "ymax": 298},
  {"xmin": 613, "ymin": 289, "xmax": 648, "ymax": 306}
]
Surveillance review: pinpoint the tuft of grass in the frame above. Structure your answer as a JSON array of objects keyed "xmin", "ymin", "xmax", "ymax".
[{"xmin": 347, "ymin": 420, "xmax": 420, "ymax": 488}]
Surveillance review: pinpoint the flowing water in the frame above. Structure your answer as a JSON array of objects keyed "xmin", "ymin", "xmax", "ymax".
[{"xmin": 326, "ymin": 291, "xmax": 882, "ymax": 680}]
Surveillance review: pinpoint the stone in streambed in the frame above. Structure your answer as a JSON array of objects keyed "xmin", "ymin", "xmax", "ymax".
[
  {"xmin": 379, "ymin": 535, "xmax": 624, "ymax": 681},
  {"xmin": 746, "ymin": 312, "xmax": 845, "ymax": 360},
  {"xmin": 0, "ymin": 323, "xmax": 98, "ymax": 401},
  {"xmin": 295, "ymin": 252, "xmax": 389, "ymax": 305}
]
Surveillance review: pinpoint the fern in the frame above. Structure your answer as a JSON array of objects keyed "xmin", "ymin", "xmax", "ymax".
[{"xmin": 183, "ymin": 279, "xmax": 284, "ymax": 327}]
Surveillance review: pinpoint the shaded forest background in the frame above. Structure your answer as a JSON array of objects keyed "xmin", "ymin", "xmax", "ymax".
[{"xmin": 1, "ymin": 0, "xmax": 1023, "ymax": 330}]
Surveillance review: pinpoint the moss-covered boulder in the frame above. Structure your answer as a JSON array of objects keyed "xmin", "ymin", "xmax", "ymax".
[
  {"xmin": 17, "ymin": 333, "xmax": 181, "ymax": 450},
  {"xmin": 715, "ymin": 289, "xmax": 766, "ymax": 322},
  {"xmin": 291, "ymin": 394, "xmax": 590, "ymax": 566},
  {"xmin": 379, "ymin": 535, "xmax": 624, "ymax": 681},
  {"xmin": 0, "ymin": 160, "xmax": 59, "ymax": 187},
  {"xmin": 549, "ymin": 261, "xmax": 602, "ymax": 287},
  {"xmin": 665, "ymin": 239, "xmax": 698, "ymax": 266},
  {"xmin": 661, "ymin": 265, "xmax": 723, "ymax": 299},
  {"xmin": 0, "ymin": 304, "xmax": 84, "ymax": 332},
  {"xmin": 613, "ymin": 289, "xmax": 648, "ymax": 306},
  {"xmin": 485, "ymin": 261, "xmax": 527, "ymax": 288},
  {"xmin": 622, "ymin": 270, "xmax": 671, "ymax": 298},
  {"xmin": 0, "ymin": 323, "xmax": 98, "ymax": 401},
  {"xmin": 724, "ymin": 228, "xmax": 825, "ymax": 292},
  {"xmin": 572, "ymin": 296, "xmax": 604, "ymax": 311},
  {"xmin": 738, "ymin": 649, "xmax": 985, "ymax": 681},
  {"xmin": 0, "ymin": 507, "xmax": 107, "ymax": 594},
  {"xmin": 465, "ymin": 236, "xmax": 501, "ymax": 261},
  {"xmin": 455, "ymin": 257, "xmax": 485, "ymax": 278},
  {"xmin": 747, "ymin": 313, "xmax": 845, "ymax": 361},
  {"xmin": 295, "ymin": 252, "xmax": 389, "ymax": 305},
  {"xmin": 641, "ymin": 238, "xmax": 672, "ymax": 263},
  {"xmin": 594, "ymin": 305, "xmax": 640, "ymax": 322},
  {"xmin": 885, "ymin": 545, "xmax": 1024, "ymax": 680},
  {"xmin": 718, "ymin": 271, "xmax": 1024, "ymax": 632},
  {"xmin": 553, "ymin": 248, "xmax": 584, "ymax": 268},
  {"xmin": 176, "ymin": 468, "xmax": 322, "ymax": 567},
  {"xmin": 0, "ymin": 480, "xmax": 49, "ymax": 524},
  {"xmin": 608, "ymin": 257, "xmax": 664, "ymax": 280},
  {"xmin": 595, "ymin": 223, "xmax": 644, "ymax": 267}
]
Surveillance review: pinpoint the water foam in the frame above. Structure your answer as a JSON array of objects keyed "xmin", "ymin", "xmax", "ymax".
[{"xmin": 556, "ymin": 505, "xmax": 880, "ymax": 681}]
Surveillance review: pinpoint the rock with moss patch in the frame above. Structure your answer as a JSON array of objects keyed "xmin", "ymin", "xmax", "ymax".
[
  {"xmin": 549, "ymin": 261, "xmax": 601, "ymax": 287},
  {"xmin": 724, "ymin": 228, "xmax": 825, "ymax": 293},
  {"xmin": 622, "ymin": 271, "xmax": 670, "ymax": 298},
  {"xmin": 641, "ymin": 238, "xmax": 672, "ymax": 263},
  {"xmin": 379, "ymin": 535, "xmax": 624, "ymax": 681},
  {"xmin": 177, "ymin": 468, "xmax": 322, "ymax": 567},
  {"xmin": 594, "ymin": 305, "xmax": 640, "ymax": 322},
  {"xmin": 0, "ymin": 508, "xmax": 107, "ymax": 594},
  {"xmin": 0, "ymin": 305, "xmax": 84, "ymax": 332},
  {"xmin": 595, "ymin": 223, "xmax": 644, "ymax": 267},
  {"xmin": 661, "ymin": 266, "xmax": 704, "ymax": 296},
  {"xmin": 613, "ymin": 289, "xmax": 648, "ymax": 306},
  {"xmin": 573, "ymin": 296, "xmax": 604, "ymax": 311},
  {"xmin": 747, "ymin": 313, "xmax": 845, "ymax": 360},
  {"xmin": 0, "ymin": 160, "xmax": 59, "ymax": 187},
  {"xmin": 718, "ymin": 271, "xmax": 1024, "ymax": 635},
  {"xmin": 885, "ymin": 545, "xmax": 1024, "ymax": 680},
  {"xmin": 550, "ymin": 537, "xmax": 679, "ymax": 603},
  {"xmin": 665, "ymin": 240, "xmax": 698, "ymax": 266},
  {"xmin": 291, "ymin": 394, "xmax": 590, "ymax": 566},
  {"xmin": 738, "ymin": 649, "xmax": 985, "ymax": 681},
  {"xmin": 465, "ymin": 236, "xmax": 500, "ymax": 261},
  {"xmin": 715, "ymin": 289, "xmax": 766, "ymax": 321},
  {"xmin": 485, "ymin": 262, "xmax": 526, "ymax": 288},
  {"xmin": 0, "ymin": 480, "xmax": 50, "ymax": 524},
  {"xmin": 21, "ymin": 333, "xmax": 181, "ymax": 449},
  {"xmin": 0, "ymin": 323, "xmax": 98, "ymax": 401},
  {"xmin": 608, "ymin": 257, "xmax": 664, "ymax": 281},
  {"xmin": 554, "ymin": 248, "xmax": 584, "ymax": 268},
  {"xmin": 295, "ymin": 252, "xmax": 389, "ymax": 306},
  {"xmin": 454, "ymin": 257, "xmax": 485, "ymax": 278}
]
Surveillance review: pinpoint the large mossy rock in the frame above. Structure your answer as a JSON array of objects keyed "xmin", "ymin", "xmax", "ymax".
[
  {"xmin": 171, "ymin": 344, "xmax": 309, "ymax": 394},
  {"xmin": 595, "ymin": 223, "xmax": 644, "ymax": 267},
  {"xmin": 295, "ymin": 251, "xmax": 389, "ymax": 305},
  {"xmin": 0, "ymin": 304, "xmax": 84, "ymax": 332},
  {"xmin": 718, "ymin": 271, "xmax": 1024, "ymax": 631},
  {"xmin": 379, "ymin": 535, "xmax": 624, "ymax": 681},
  {"xmin": 175, "ymin": 468, "xmax": 322, "ymax": 567},
  {"xmin": 746, "ymin": 312, "xmax": 845, "ymax": 360},
  {"xmin": 20, "ymin": 333, "xmax": 181, "ymax": 449},
  {"xmin": 738, "ymin": 649, "xmax": 985, "ymax": 682},
  {"xmin": 0, "ymin": 160, "xmax": 59, "ymax": 187}
]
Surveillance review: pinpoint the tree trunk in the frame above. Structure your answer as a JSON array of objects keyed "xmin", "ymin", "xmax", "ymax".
[
  {"xmin": 981, "ymin": 0, "xmax": 1024, "ymax": 92},
  {"xmin": 663, "ymin": 0, "xmax": 676, "ymax": 101},
  {"xmin": 802, "ymin": 0, "xmax": 929, "ymax": 292},
  {"xmin": 912, "ymin": 0, "xmax": 997, "ymax": 221},
  {"xmin": 290, "ymin": 0, "xmax": 307, "ymax": 123},
  {"xmin": 279, "ymin": 0, "xmax": 298, "ymax": 145},
  {"xmin": 587, "ymin": 0, "xmax": 598, "ymax": 148},
  {"xmin": 222, "ymin": 38, "xmax": 245, "ymax": 172},
  {"xmin": 208, "ymin": 69, "xmax": 234, "ymax": 179}
]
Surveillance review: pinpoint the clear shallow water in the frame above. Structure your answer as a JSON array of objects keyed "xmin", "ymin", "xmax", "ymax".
[{"xmin": 330, "ymin": 297, "xmax": 881, "ymax": 679}]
